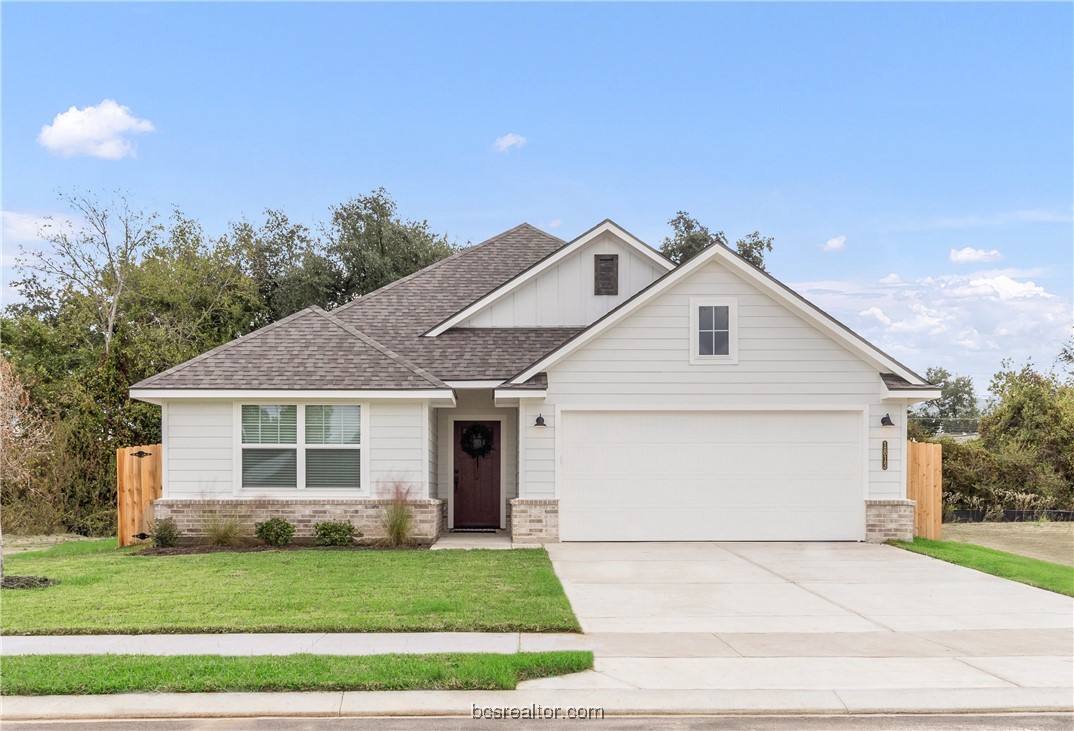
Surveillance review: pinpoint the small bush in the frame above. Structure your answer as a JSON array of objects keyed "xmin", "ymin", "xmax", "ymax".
[
  {"xmin": 151, "ymin": 517, "xmax": 181, "ymax": 548},
  {"xmin": 255, "ymin": 517, "xmax": 295, "ymax": 547},
  {"xmin": 381, "ymin": 481, "xmax": 414, "ymax": 547},
  {"xmin": 204, "ymin": 512, "xmax": 245, "ymax": 547},
  {"xmin": 314, "ymin": 521, "xmax": 358, "ymax": 546}
]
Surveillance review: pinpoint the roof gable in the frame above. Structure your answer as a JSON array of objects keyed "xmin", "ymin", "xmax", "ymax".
[
  {"xmin": 509, "ymin": 242, "xmax": 930, "ymax": 386},
  {"xmin": 423, "ymin": 220, "xmax": 673, "ymax": 336},
  {"xmin": 333, "ymin": 223, "xmax": 566, "ymax": 339}
]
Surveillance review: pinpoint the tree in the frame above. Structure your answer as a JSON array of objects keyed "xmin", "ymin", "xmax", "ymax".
[
  {"xmin": 0, "ymin": 357, "xmax": 57, "ymax": 546},
  {"xmin": 734, "ymin": 231, "xmax": 774, "ymax": 272},
  {"xmin": 324, "ymin": 188, "xmax": 457, "ymax": 304},
  {"xmin": 980, "ymin": 361, "xmax": 1073, "ymax": 488},
  {"xmin": 660, "ymin": 212, "xmax": 775, "ymax": 270},
  {"xmin": 15, "ymin": 192, "xmax": 162, "ymax": 360},
  {"xmin": 911, "ymin": 366, "xmax": 980, "ymax": 435},
  {"xmin": 230, "ymin": 210, "xmax": 336, "ymax": 323},
  {"xmin": 660, "ymin": 211, "xmax": 726, "ymax": 265},
  {"xmin": 2, "ymin": 195, "xmax": 266, "ymax": 534}
]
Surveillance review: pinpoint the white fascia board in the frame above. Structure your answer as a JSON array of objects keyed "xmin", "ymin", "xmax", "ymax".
[
  {"xmin": 493, "ymin": 389, "xmax": 547, "ymax": 405},
  {"xmin": 883, "ymin": 387, "xmax": 942, "ymax": 403},
  {"xmin": 130, "ymin": 388, "xmax": 457, "ymax": 406},
  {"xmin": 446, "ymin": 380, "xmax": 504, "ymax": 389},
  {"xmin": 423, "ymin": 220, "xmax": 673, "ymax": 337},
  {"xmin": 511, "ymin": 243, "xmax": 929, "ymax": 385}
]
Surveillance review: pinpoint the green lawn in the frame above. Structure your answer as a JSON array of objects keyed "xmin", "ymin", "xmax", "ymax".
[
  {"xmin": 894, "ymin": 537, "xmax": 1074, "ymax": 597},
  {"xmin": 0, "ymin": 652, "xmax": 593, "ymax": 695},
  {"xmin": 1, "ymin": 539, "xmax": 580, "ymax": 634}
]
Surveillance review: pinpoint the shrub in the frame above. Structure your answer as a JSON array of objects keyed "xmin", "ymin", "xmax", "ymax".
[
  {"xmin": 380, "ymin": 481, "xmax": 414, "ymax": 547},
  {"xmin": 204, "ymin": 511, "xmax": 245, "ymax": 547},
  {"xmin": 151, "ymin": 517, "xmax": 181, "ymax": 548},
  {"xmin": 254, "ymin": 517, "xmax": 295, "ymax": 547},
  {"xmin": 314, "ymin": 521, "xmax": 357, "ymax": 546},
  {"xmin": 939, "ymin": 436, "xmax": 1070, "ymax": 514}
]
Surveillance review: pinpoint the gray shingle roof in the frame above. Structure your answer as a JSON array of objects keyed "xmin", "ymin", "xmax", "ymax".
[
  {"xmin": 133, "ymin": 224, "xmax": 572, "ymax": 390},
  {"xmin": 133, "ymin": 308, "xmax": 447, "ymax": 390}
]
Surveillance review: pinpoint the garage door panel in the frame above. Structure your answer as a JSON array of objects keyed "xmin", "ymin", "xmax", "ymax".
[{"xmin": 558, "ymin": 410, "xmax": 863, "ymax": 542}]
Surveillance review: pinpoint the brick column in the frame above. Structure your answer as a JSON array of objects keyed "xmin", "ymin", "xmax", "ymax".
[
  {"xmin": 865, "ymin": 499, "xmax": 916, "ymax": 543},
  {"xmin": 509, "ymin": 498, "xmax": 559, "ymax": 543}
]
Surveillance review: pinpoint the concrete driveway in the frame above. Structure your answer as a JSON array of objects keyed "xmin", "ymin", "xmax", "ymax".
[{"xmin": 521, "ymin": 542, "xmax": 1074, "ymax": 710}]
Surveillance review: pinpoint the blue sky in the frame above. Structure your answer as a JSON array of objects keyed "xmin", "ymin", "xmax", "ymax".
[{"xmin": 3, "ymin": 2, "xmax": 1072, "ymax": 391}]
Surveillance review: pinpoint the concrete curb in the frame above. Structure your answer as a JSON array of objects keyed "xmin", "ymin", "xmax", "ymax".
[{"xmin": 3, "ymin": 688, "xmax": 1072, "ymax": 721}]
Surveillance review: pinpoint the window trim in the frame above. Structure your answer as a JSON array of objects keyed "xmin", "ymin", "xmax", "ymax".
[
  {"xmin": 233, "ymin": 401, "xmax": 370, "ymax": 497},
  {"xmin": 689, "ymin": 297, "xmax": 739, "ymax": 365}
]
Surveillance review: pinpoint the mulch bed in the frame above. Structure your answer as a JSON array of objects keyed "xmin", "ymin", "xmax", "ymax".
[
  {"xmin": 2, "ymin": 575, "xmax": 56, "ymax": 589},
  {"xmin": 137, "ymin": 543, "xmax": 431, "ymax": 556}
]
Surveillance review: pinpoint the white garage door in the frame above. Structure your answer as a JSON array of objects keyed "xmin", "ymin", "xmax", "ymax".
[{"xmin": 558, "ymin": 410, "xmax": 863, "ymax": 541}]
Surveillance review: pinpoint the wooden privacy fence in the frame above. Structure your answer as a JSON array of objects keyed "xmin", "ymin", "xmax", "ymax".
[
  {"xmin": 907, "ymin": 440, "xmax": 942, "ymax": 539},
  {"xmin": 117, "ymin": 444, "xmax": 162, "ymax": 547}
]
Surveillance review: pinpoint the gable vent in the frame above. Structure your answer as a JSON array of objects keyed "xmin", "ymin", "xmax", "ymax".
[{"xmin": 594, "ymin": 254, "xmax": 619, "ymax": 295}]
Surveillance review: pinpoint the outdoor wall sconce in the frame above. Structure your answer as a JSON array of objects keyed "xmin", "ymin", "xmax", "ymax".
[
  {"xmin": 880, "ymin": 414, "xmax": 894, "ymax": 427},
  {"xmin": 534, "ymin": 414, "xmax": 547, "ymax": 427}
]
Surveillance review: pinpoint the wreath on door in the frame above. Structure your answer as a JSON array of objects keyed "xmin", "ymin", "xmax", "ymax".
[{"xmin": 460, "ymin": 424, "xmax": 495, "ymax": 460}]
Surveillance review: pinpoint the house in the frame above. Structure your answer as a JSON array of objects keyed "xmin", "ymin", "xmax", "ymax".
[{"xmin": 130, "ymin": 220, "xmax": 940, "ymax": 544}]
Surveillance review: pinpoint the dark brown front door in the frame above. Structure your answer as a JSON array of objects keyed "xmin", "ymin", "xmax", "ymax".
[{"xmin": 453, "ymin": 420, "xmax": 501, "ymax": 528}]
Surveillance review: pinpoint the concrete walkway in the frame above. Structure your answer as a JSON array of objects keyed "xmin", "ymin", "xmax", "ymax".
[{"xmin": 1, "ymin": 632, "xmax": 587, "ymax": 656}]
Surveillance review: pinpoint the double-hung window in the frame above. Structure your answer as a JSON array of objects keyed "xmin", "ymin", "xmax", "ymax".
[
  {"xmin": 689, "ymin": 297, "xmax": 738, "ymax": 364},
  {"xmin": 240, "ymin": 404, "xmax": 362, "ymax": 491}
]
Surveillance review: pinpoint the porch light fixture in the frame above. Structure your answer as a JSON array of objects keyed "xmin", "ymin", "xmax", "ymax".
[
  {"xmin": 880, "ymin": 414, "xmax": 895, "ymax": 427},
  {"xmin": 534, "ymin": 414, "xmax": 546, "ymax": 427}
]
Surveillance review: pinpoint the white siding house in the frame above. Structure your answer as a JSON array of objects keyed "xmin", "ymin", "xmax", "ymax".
[{"xmin": 133, "ymin": 219, "xmax": 936, "ymax": 544}]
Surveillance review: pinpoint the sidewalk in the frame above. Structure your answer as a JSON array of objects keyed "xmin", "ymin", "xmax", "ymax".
[
  {"xmin": 1, "ymin": 632, "xmax": 590, "ymax": 656},
  {"xmin": 4, "ymin": 687, "xmax": 1073, "ymax": 721}
]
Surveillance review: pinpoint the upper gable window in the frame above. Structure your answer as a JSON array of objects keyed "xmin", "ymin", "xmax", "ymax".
[
  {"xmin": 594, "ymin": 254, "xmax": 619, "ymax": 295},
  {"xmin": 689, "ymin": 297, "xmax": 738, "ymax": 364}
]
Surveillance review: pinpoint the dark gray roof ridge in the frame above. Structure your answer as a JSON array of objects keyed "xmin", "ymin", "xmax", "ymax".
[
  {"xmin": 131, "ymin": 307, "xmax": 320, "ymax": 389},
  {"xmin": 332, "ymin": 222, "xmax": 565, "ymax": 315},
  {"xmin": 308, "ymin": 307, "xmax": 449, "ymax": 389}
]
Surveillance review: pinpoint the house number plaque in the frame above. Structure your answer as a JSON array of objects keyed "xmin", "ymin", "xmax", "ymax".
[{"xmin": 882, "ymin": 440, "xmax": 889, "ymax": 471}]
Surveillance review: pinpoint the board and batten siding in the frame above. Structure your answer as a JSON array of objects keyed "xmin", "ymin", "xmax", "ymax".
[
  {"xmin": 459, "ymin": 232, "xmax": 666, "ymax": 328},
  {"xmin": 436, "ymin": 390, "xmax": 518, "ymax": 528},
  {"xmin": 519, "ymin": 259, "xmax": 906, "ymax": 501},
  {"xmin": 163, "ymin": 400, "xmax": 428, "ymax": 498}
]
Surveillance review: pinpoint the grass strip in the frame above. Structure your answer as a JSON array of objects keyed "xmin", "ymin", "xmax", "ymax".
[
  {"xmin": 0, "ymin": 651, "xmax": 594, "ymax": 695},
  {"xmin": 2, "ymin": 539, "xmax": 580, "ymax": 634},
  {"xmin": 894, "ymin": 537, "xmax": 1074, "ymax": 597}
]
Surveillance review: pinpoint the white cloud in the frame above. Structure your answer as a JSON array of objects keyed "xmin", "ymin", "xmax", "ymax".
[
  {"xmin": 546, "ymin": 219, "xmax": 563, "ymax": 229},
  {"xmin": 819, "ymin": 235, "xmax": 846, "ymax": 252},
  {"xmin": 38, "ymin": 99, "xmax": 154, "ymax": 159},
  {"xmin": 859, "ymin": 306, "xmax": 892, "ymax": 326},
  {"xmin": 492, "ymin": 133, "xmax": 526, "ymax": 154},
  {"xmin": 790, "ymin": 270, "xmax": 1070, "ymax": 389},
  {"xmin": 1, "ymin": 211, "xmax": 55, "ymax": 242},
  {"xmin": 949, "ymin": 246, "xmax": 1003, "ymax": 264}
]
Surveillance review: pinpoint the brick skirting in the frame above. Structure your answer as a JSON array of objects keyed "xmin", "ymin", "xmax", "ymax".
[
  {"xmin": 865, "ymin": 499, "xmax": 916, "ymax": 543},
  {"xmin": 509, "ymin": 498, "xmax": 559, "ymax": 543},
  {"xmin": 154, "ymin": 498, "xmax": 444, "ymax": 544}
]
